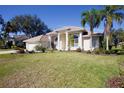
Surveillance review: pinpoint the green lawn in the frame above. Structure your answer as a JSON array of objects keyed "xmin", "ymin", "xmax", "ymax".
[
  {"xmin": 0, "ymin": 52, "xmax": 123, "ymax": 88},
  {"xmin": 0, "ymin": 49, "xmax": 13, "ymax": 51}
]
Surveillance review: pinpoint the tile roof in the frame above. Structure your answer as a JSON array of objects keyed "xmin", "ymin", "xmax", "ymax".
[
  {"xmin": 54, "ymin": 26, "xmax": 85, "ymax": 32},
  {"xmin": 23, "ymin": 35, "xmax": 49, "ymax": 43},
  {"xmin": 46, "ymin": 31, "xmax": 57, "ymax": 36},
  {"xmin": 14, "ymin": 35, "xmax": 29, "ymax": 41}
]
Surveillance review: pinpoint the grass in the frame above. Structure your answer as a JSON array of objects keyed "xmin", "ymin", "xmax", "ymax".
[{"xmin": 0, "ymin": 52, "xmax": 123, "ymax": 88}]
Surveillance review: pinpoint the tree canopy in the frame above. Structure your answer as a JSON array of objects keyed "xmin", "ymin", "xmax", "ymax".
[
  {"xmin": 9, "ymin": 15, "xmax": 51, "ymax": 37},
  {"xmin": 112, "ymin": 28, "xmax": 124, "ymax": 42},
  {"xmin": 101, "ymin": 5, "xmax": 124, "ymax": 36},
  {"xmin": 81, "ymin": 9, "xmax": 101, "ymax": 34},
  {"xmin": 100, "ymin": 5, "xmax": 124, "ymax": 50}
]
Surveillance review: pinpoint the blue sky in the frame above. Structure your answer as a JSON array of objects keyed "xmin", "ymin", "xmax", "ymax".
[{"xmin": 0, "ymin": 5, "xmax": 124, "ymax": 33}]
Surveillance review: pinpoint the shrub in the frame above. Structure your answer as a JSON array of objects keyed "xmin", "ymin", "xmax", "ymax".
[
  {"xmin": 107, "ymin": 76, "xmax": 124, "ymax": 88},
  {"xmin": 111, "ymin": 50, "xmax": 117, "ymax": 54},
  {"xmin": 112, "ymin": 49, "xmax": 118, "ymax": 54},
  {"xmin": 92, "ymin": 48, "xmax": 124, "ymax": 55},
  {"xmin": 93, "ymin": 48, "xmax": 101, "ymax": 54},
  {"xmin": 105, "ymin": 50, "xmax": 111, "ymax": 54},
  {"xmin": 76, "ymin": 48, "xmax": 81, "ymax": 52},
  {"xmin": 117, "ymin": 51, "xmax": 124, "ymax": 55},
  {"xmin": 17, "ymin": 48, "xmax": 25, "ymax": 54},
  {"xmin": 121, "ymin": 44, "xmax": 124, "ymax": 49},
  {"xmin": 35, "ymin": 45, "xmax": 46, "ymax": 53},
  {"xmin": 112, "ymin": 49, "xmax": 124, "ymax": 55},
  {"xmin": 86, "ymin": 50, "xmax": 91, "ymax": 54},
  {"xmin": 28, "ymin": 50, "xmax": 35, "ymax": 53},
  {"xmin": 0, "ymin": 41, "xmax": 4, "ymax": 47},
  {"xmin": 93, "ymin": 48, "xmax": 106, "ymax": 54},
  {"xmin": 109, "ymin": 45, "xmax": 112, "ymax": 50},
  {"xmin": 14, "ymin": 46, "xmax": 24, "ymax": 50},
  {"xmin": 104, "ymin": 50, "xmax": 116, "ymax": 54}
]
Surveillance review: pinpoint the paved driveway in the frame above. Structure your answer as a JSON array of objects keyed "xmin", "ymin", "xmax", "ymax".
[{"xmin": 0, "ymin": 50, "xmax": 18, "ymax": 54}]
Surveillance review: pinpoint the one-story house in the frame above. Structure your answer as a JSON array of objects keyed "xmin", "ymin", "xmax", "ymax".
[{"xmin": 23, "ymin": 26, "xmax": 103, "ymax": 51}]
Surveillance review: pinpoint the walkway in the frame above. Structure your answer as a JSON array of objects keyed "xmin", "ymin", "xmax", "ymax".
[{"xmin": 0, "ymin": 50, "xmax": 18, "ymax": 54}]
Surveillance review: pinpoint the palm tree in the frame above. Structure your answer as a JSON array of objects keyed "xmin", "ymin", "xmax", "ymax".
[
  {"xmin": 81, "ymin": 9, "xmax": 101, "ymax": 51},
  {"xmin": 100, "ymin": 5, "xmax": 124, "ymax": 50}
]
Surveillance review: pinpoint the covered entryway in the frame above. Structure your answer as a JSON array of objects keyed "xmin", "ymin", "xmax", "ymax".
[{"xmin": 55, "ymin": 26, "xmax": 88, "ymax": 51}]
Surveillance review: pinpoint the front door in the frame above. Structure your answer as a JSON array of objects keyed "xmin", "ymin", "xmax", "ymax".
[{"xmin": 83, "ymin": 37, "xmax": 90, "ymax": 51}]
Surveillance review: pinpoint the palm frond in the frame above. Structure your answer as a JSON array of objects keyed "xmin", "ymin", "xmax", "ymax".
[
  {"xmin": 113, "ymin": 12, "xmax": 124, "ymax": 24},
  {"xmin": 81, "ymin": 19, "xmax": 86, "ymax": 27}
]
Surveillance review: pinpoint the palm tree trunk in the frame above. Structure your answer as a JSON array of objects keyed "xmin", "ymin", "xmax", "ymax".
[
  {"xmin": 106, "ymin": 35, "xmax": 109, "ymax": 50},
  {"xmin": 105, "ymin": 23, "xmax": 110, "ymax": 51},
  {"xmin": 90, "ymin": 27, "xmax": 93, "ymax": 51}
]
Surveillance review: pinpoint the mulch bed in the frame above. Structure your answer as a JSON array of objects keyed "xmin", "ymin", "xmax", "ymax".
[{"xmin": 106, "ymin": 76, "xmax": 124, "ymax": 88}]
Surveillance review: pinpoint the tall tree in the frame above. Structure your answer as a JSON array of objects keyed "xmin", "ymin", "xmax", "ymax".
[
  {"xmin": 0, "ymin": 15, "xmax": 4, "ymax": 39},
  {"xmin": 0, "ymin": 15, "xmax": 6, "ymax": 45},
  {"xmin": 81, "ymin": 9, "xmax": 101, "ymax": 50},
  {"xmin": 0, "ymin": 15, "xmax": 15, "ymax": 46},
  {"xmin": 101, "ymin": 5, "xmax": 124, "ymax": 50},
  {"xmin": 0, "ymin": 22, "xmax": 11, "ymax": 47},
  {"xmin": 0, "ymin": 15, "xmax": 4, "ymax": 25},
  {"xmin": 111, "ymin": 28, "xmax": 124, "ymax": 48},
  {"xmin": 9, "ymin": 15, "xmax": 51, "ymax": 37}
]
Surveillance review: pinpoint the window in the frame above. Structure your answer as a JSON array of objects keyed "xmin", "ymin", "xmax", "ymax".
[
  {"xmin": 83, "ymin": 31, "xmax": 88, "ymax": 35},
  {"xmin": 92, "ymin": 37, "xmax": 97, "ymax": 48},
  {"xmin": 74, "ymin": 34, "xmax": 78, "ymax": 47}
]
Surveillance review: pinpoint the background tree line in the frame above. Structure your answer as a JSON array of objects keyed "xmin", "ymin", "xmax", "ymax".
[
  {"xmin": 111, "ymin": 28, "xmax": 124, "ymax": 48},
  {"xmin": 0, "ymin": 14, "xmax": 51, "ymax": 48}
]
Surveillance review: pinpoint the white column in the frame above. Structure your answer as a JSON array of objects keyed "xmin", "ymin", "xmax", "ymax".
[
  {"xmin": 78, "ymin": 32, "xmax": 83, "ymax": 50},
  {"xmin": 65, "ymin": 32, "xmax": 69, "ymax": 51},
  {"xmin": 57, "ymin": 33, "xmax": 60, "ymax": 50},
  {"xmin": 48, "ymin": 36, "xmax": 52, "ymax": 49}
]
